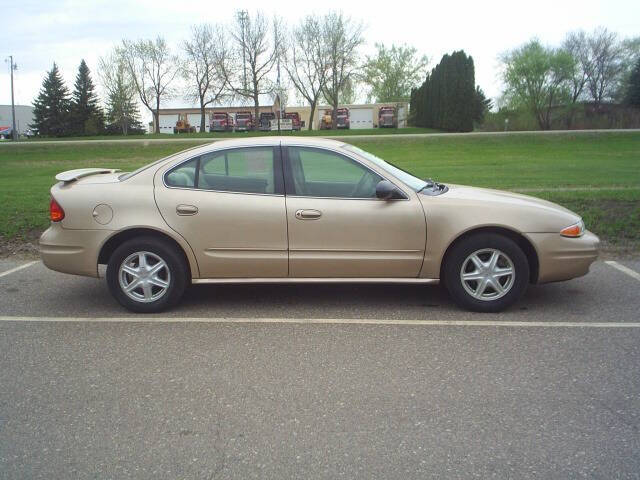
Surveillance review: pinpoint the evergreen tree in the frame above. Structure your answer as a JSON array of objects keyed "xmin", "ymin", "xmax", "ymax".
[
  {"xmin": 409, "ymin": 51, "xmax": 476, "ymax": 132},
  {"xmin": 31, "ymin": 63, "xmax": 71, "ymax": 137},
  {"xmin": 70, "ymin": 59, "xmax": 104, "ymax": 135},
  {"xmin": 102, "ymin": 59, "xmax": 145, "ymax": 135},
  {"xmin": 625, "ymin": 58, "xmax": 640, "ymax": 107}
]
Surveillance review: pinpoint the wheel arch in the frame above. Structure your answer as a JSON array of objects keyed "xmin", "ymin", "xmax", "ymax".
[
  {"xmin": 98, "ymin": 227, "xmax": 198, "ymax": 279},
  {"xmin": 439, "ymin": 226, "xmax": 539, "ymax": 284}
]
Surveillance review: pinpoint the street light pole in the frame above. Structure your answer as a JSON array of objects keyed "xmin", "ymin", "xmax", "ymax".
[{"xmin": 7, "ymin": 55, "xmax": 17, "ymax": 141}]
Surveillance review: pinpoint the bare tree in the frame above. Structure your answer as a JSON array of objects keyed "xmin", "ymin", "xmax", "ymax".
[
  {"xmin": 562, "ymin": 31, "xmax": 591, "ymax": 104},
  {"xmin": 585, "ymin": 27, "xmax": 624, "ymax": 106},
  {"xmin": 225, "ymin": 10, "xmax": 278, "ymax": 122},
  {"xmin": 321, "ymin": 12, "xmax": 364, "ymax": 128},
  {"xmin": 283, "ymin": 15, "xmax": 328, "ymax": 130},
  {"xmin": 119, "ymin": 37, "xmax": 179, "ymax": 133},
  {"xmin": 182, "ymin": 24, "xmax": 229, "ymax": 132}
]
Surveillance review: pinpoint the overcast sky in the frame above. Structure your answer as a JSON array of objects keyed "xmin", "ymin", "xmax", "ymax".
[{"xmin": 1, "ymin": 0, "xmax": 638, "ymax": 120}]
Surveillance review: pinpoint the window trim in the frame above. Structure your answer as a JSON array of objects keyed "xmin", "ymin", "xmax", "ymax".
[
  {"xmin": 162, "ymin": 145, "xmax": 285, "ymax": 196},
  {"xmin": 282, "ymin": 145, "xmax": 409, "ymax": 200}
]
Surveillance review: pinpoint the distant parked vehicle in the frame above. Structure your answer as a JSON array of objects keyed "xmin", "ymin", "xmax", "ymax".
[
  {"xmin": 173, "ymin": 113, "xmax": 196, "ymax": 134},
  {"xmin": 210, "ymin": 112, "xmax": 233, "ymax": 132},
  {"xmin": 235, "ymin": 112, "xmax": 254, "ymax": 132},
  {"xmin": 319, "ymin": 110, "xmax": 333, "ymax": 130},
  {"xmin": 336, "ymin": 108, "xmax": 350, "ymax": 129},
  {"xmin": 284, "ymin": 112, "xmax": 302, "ymax": 131},
  {"xmin": 378, "ymin": 106, "xmax": 398, "ymax": 128},
  {"xmin": 259, "ymin": 112, "xmax": 275, "ymax": 131},
  {"xmin": 0, "ymin": 126, "xmax": 12, "ymax": 139}
]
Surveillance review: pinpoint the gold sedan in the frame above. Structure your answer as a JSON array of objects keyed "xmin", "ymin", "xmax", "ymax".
[{"xmin": 40, "ymin": 137, "xmax": 599, "ymax": 313}]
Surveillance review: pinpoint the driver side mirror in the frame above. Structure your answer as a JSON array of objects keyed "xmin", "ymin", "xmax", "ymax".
[{"xmin": 376, "ymin": 180, "xmax": 405, "ymax": 200}]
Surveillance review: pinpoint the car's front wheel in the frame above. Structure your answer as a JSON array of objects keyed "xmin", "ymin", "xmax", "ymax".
[
  {"xmin": 106, "ymin": 237, "xmax": 188, "ymax": 313},
  {"xmin": 443, "ymin": 233, "xmax": 529, "ymax": 313}
]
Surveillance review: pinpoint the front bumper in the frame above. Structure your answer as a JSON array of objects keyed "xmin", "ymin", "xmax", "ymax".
[
  {"xmin": 39, "ymin": 223, "xmax": 113, "ymax": 278},
  {"xmin": 525, "ymin": 230, "xmax": 600, "ymax": 283}
]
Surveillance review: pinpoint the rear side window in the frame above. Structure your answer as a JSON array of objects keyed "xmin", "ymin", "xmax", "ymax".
[
  {"xmin": 198, "ymin": 147, "xmax": 275, "ymax": 194},
  {"xmin": 165, "ymin": 158, "xmax": 198, "ymax": 188}
]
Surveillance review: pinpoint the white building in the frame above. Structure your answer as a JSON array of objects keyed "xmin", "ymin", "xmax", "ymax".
[{"xmin": 0, "ymin": 105, "xmax": 34, "ymax": 136}]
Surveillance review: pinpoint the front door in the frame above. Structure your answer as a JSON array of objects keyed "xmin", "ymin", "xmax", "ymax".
[
  {"xmin": 155, "ymin": 146, "xmax": 288, "ymax": 278},
  {"xmin": 283, "ymin": 146, "xmax": 426, "ymax": 278}
]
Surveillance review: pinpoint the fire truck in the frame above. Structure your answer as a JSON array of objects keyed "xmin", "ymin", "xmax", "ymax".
[
  {"xmin": 378, "ymin": 106, "xmax": 398, "ymax": 128},
  {"xmin": 209, "ymin": 112, "xmax": 234, "ymax": 132},
  {"xmin": 284, "ymin": 112, "xmax": 302, "ymax": 131},
  {"xmin": 235, "ymin": 111, "xmax": 254, "ymax": 131}
]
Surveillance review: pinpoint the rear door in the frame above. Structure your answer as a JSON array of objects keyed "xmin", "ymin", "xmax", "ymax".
[
  {"xmin": 283, "ymin": 145, "xmax": 426, "ymax": 278},
  {"xmin": 155, "ymin": 146, "xmax": 288, "ymax": 278}
]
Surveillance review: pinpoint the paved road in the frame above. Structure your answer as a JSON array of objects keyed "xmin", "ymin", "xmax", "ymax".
[
  {"xmin": 1, "ymin": 128, "xmax": 639, "ymax": 147},
  {"xmin": 1, "ymin": 259, "xmax": 640, "ymax": 478}
]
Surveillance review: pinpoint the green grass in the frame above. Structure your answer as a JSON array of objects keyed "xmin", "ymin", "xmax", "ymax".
[
  {"xmin": 1, "ymin": 131, "xmax": 639, "ymax": 249},
  {"xmin": 15, "ymin": 127, "xmax": 438, "ymax": 142}
]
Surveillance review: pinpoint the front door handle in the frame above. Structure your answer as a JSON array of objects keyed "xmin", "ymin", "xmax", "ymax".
[
  {"xmin": 295, "ymin": 209, "xmax": 322, "ymax": 220},
  {"xmin": 176, "ymin": 204, "xmax": 198, "ymax": 216}
]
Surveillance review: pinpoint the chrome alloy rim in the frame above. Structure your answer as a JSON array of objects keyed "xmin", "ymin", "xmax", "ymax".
[
  {"xmin": 460, "ymin": 248, "xmax": 515, "ymax": 301},
  {"xmin": 118, "ymin": 251, "xmax": 171, "ymax": 303}
]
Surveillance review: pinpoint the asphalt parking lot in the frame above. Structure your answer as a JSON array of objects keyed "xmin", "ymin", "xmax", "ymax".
[{"xmin": 1, "ymin": 259, "xmax": 640, "ymax": 478}]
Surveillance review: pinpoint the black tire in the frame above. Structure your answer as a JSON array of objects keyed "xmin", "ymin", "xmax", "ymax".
[
  {"xmin": 106, "ymin": 236, "xmax": 188, "ymax": 313},
  {"xmin": 443, "ymin": 233, "xmax": 529, "ymax": 313}
]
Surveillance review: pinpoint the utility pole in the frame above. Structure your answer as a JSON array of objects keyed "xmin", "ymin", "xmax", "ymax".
[
  {"xmin": 5, "ymin": 56, "xmax": 17, "ymax": 141},
  {"xmin": 236, "ymin": 10, "xmax": 248, "ymax": 92}
]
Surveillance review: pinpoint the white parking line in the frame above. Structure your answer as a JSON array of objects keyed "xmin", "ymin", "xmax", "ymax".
[
  {"xmin": 1, "ymin": 316, "xmax": 640, "ymax": 328},
  {"xmin": 0, "ymin": 261, "xmax": 38, "ymax": 279},
  {"xmin": 605, "ymin": 261, "xmax": 640, "ymax": 282}
]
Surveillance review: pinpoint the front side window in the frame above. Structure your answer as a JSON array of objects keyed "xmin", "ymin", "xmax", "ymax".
[
  {"xmin": 286, "ymin": 147, "xmax": 382, "ymax": 198},
  {"xmin": 198, "ymin": 147, "xmax": 275, "ymax": 194}
]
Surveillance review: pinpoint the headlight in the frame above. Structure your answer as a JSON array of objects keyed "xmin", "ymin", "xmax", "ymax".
[{"xmin": 560, "ymin": 219, "xmax": 585, "ymax": 238}]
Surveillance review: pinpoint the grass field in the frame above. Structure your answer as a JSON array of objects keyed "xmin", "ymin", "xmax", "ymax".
[
  {"xmin": 1, "ymin": 131, "xmax": 638, "ymax": 251},
  {"xmin": 11, "ymin": 127, "xmax": 438, "ymax": 142}
]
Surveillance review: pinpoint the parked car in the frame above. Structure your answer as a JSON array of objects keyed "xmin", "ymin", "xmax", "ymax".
[
  {"xmin": 378, "ymin": 106, "xmax": 397, "ymax": 128},
  {"xmin": 40, "ymin": 137, "xmax": 599, "ymax": 313},
  {"xmin": 234, "ymin": 112, "xmax": 254, "ymax": 131},
  {"xmin": 210, "ymin": 112, "xmax": 233, "ymax": 132},
  {"xmin": 335, "ymin": 108, "xmax": 350, "ymax": 129},
  {"xmin": 259, "ymin": 112, "xmax": 276, "ymax": 131},
  {"xmin": 284, "ymin": 112, "xmax": 302, "ymax": 131}
]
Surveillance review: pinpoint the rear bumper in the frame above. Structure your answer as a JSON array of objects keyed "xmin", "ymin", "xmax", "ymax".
[
  {"xmin": 39, "ymin": 223, "xmax": 112, "ymax": 278},
  {"xmin": 525, "ymin": 231, "xmax": 599, "ymax": 283}
]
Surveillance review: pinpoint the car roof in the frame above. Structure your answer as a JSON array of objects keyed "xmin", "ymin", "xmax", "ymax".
[{"xmin": 191, "ymin": 136, "xmax": 347, "ymax": 152}]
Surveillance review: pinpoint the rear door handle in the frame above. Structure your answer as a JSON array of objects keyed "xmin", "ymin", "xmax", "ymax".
[
  {"xmin": 176, "ymin": 204, "xmax": 198, "ymax": 216},
  {"xmin": 295, "ymin": 209, "xmax": 322, "ymax": 220}
]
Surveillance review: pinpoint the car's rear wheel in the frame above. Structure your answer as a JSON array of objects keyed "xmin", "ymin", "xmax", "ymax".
[
  {"xmin": 106, "ymin": 237, "xmax": 188, "ymax": 313},
  {"xmin": 443, "ymin": 233, "xmax": 529, "ymax": 312}
]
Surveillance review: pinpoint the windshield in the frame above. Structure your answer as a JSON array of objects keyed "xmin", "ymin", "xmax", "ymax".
[{"xmin": 343, "ymin": 145, "xmax": 428, "ymax": 192}]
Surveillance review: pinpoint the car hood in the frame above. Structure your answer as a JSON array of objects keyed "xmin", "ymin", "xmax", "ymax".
[
  {"xmin": 421, "ymin": 184, "xmax": 582, "ymax": 233},
  {"xmin": 445, "ymin": 184, "xmax": 577, "ymax": 216}
]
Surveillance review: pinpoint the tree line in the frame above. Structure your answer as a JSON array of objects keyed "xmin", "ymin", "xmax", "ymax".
[
  {"xmin": 500, "ymin": 27, "xmax": 640, "ymax": 130},
  {"xmin": 30, "ymin": 13, "xmax": 640, "ymax": 137},
  {"xmin": 31, "ymin": 10, "xmax": 430, "ymax": 136}
]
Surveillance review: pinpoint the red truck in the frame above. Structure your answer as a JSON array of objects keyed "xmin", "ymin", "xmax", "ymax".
[
  {"xmin": 209, "ymin": 112, "xmax": 234, "ymax": 132},
  {"xmin": 234, "ymin": 111, "xmax": 254, "ymax": 131},
  {"xmin": 284, "ymin": 112, "xmax": 302, "ymax": 131},
  {"xmin": 378, "ymin": 106, "xmax": 398, "ymax": 128}
]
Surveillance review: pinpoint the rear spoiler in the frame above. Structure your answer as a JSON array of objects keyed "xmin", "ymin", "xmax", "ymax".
[{"xmin": 55, "ymin": 168, "xmax": 121, "ymax": 183}]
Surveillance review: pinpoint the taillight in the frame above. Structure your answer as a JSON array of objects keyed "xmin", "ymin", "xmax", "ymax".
[{"xmin": 50, "ymin": 197, "xmax": 65, "ymax": 222}]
